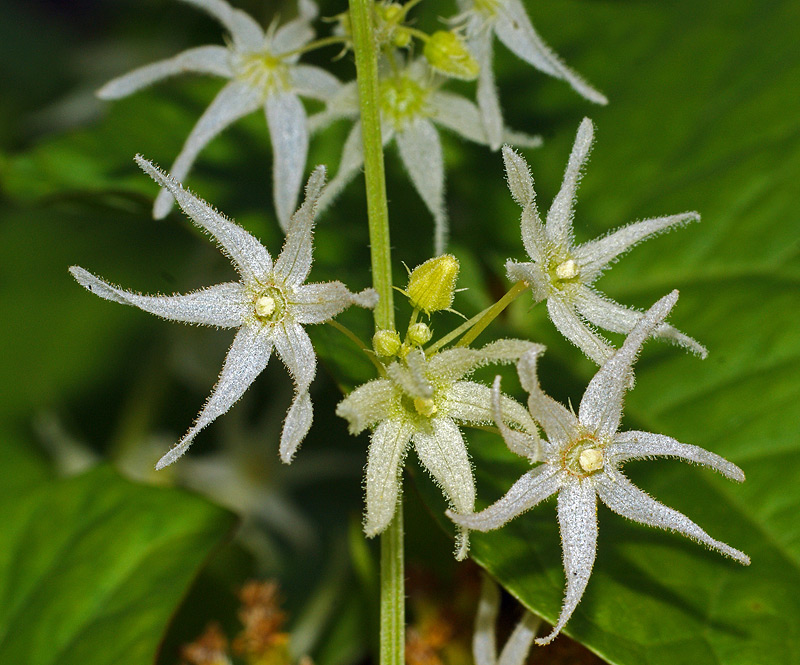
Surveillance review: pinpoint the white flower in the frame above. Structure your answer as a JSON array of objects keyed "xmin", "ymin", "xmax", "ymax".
[
  {"xmin": 503, "ymin": 118, "xmax": 707, "ymax": 365},
  {"xmin": 450, "ymin": 291, "xmax": 749, "ymax": 645},
  {"xmin": 455, "ymin": 0, "xmax": 607, "ymax": 150},
  {"xmin": 70, "ymin": 156, "xmax": 377, "ymax": 469},
  {"xmin": 336, "ymin": 340, "xmax": 540, "ymax": 559},
  {"xmin": 98, "ymin": 0, "xmax": 341, "ymax": 230},
  {"xmin": 309, "ymin": 58, "xmax": 542, "ymax": 255}
]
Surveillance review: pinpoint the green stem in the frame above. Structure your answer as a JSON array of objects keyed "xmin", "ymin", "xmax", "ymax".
[
  {"xmin": 326, "ymin": 320, "xmax": 386, "ymax": 375},
  {"xmin": 380, "ymin": 505, "xmax": 405, "ymax": 665},
  {"xmin": 456, "ymin": 280, "xmax": 529, "ymax": 347}
]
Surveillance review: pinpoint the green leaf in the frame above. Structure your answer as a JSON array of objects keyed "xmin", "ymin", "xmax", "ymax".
[{"xmin": 0, "ymin": 465, "xmax": 235, "ymax": 665}]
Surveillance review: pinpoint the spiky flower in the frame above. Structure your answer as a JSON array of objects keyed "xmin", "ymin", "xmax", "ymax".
[
  {"xmin": 503, "ymin": 118, "xmax": 706, "ymax": 365},
  {"xmin": 450, "ymin": 291, "xmax": 749, "ymax": 644},
  {"xmin": 98, "ymin": 0, "xmax": 341, "ymax": 229},
  {"xmin": 309, "ymin": 58, "xmax": 541, "ymax": 255},
  {"xmin": 71, "ymin": 157, "xmax": 376, "ymax": 469},
  {"xmin": 336, "ymin": 340, "xmax": 539, "ymax": 559},
  {"xmin": 454, "ymin": 0, "xmax": 607, "ymax": 150}
]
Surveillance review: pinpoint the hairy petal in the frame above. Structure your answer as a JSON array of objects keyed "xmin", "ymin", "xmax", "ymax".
[
  {"xmin": 136, "ymin": 154, "xmax": 273, "ymax": 282},
  {"xmin": 70, "ymin": 267, "xmax": 248, "ymax": 327},
  {"xmin": 428, "ymin": 339, "xmax": 539, "ymax": 382},
  {"xmin": 387, "ymin": 350, "xmax": 433, "ymax": 399},
  {"xmin": 448, "ymin": 465, "xmax": 560, "ymax": 532},
  {"xmin": 505, "ymin": 260, "xmax": 549, "ymax": 302},
  {"xmin": 502, "ymin": 147, "xmax": 546, "ymax": 263},
  {"xmin": 613, "ymin": 431, "xmax": 745, "ymax": 482},
  {"xmin": 579, "ymin": 290, "xmax": 678, "ymax": 437},
  {"xmin": 364, "ymin": 419, "xmax": 414, "ymax": 536},
  {"xmin": 150, "ymin": 81, "xmax": 262, "ymax": 219},
  {"xmin": 156, "ymin": 325, "xmax": 273, "ymax": 469},
  {"xmin": 290, "ymin": 281, "xmax": 375, "ymax": 324},
  {"xmin": 280, "ymin": 390, "xmax": 313, "ymax": 463},
  {"xmin": 428, "ymin": 91, "xmax": 488, "ymax": 145},
  {"xmin": 336, "ymin": 379, "xmax": 394, "ymax": 434},
  {"xmin": 272, "ymin": 18, "xmax": 314, "ymax": 55},
  {"xmin": 266, "ymin": 92, "xmax": 309, "ymax": 231},
  {"xmin": 497, "ymin": 613, "xmax": 540, "ymax": 665},
  {"xmin": 490, "ymin": 376, "xmax": 544, "ymax": 461},
  {"xmin": 447, "ymin": 380, "xmax": 537, "ymax": 435},
  {"xmin": 472, "ymin": 32, "xmax": 503, "ymax": 151},
  {"xmin": 473, "ymin": 575, "xmax": 500, "ymax": 665},
  {"xmin": 290, "ymin": 65, "xmax": 342, "ymax": 100},
  {"xmin": 536, "ymin": 480, "xmax": 597, "ymax": 645},
  {"xmin": 597, "ymin": 469, "xmax": 750, "ymax": 565},
  {"xmin": 97, "ymin": 46, "xmax": 232, "ymax": 99},
  {"xmin": 179, "ymin": 0, "xmax": 264, "ymax": 51},
  {"xmin": 547, "ymin": 296, "xmax": 614, "ymax": 366},
  {"xmin": 574, "ymin": 212, "xmax": 700, "ymax": 282},
  {"xmin": 273, "ymin": 320, "xmax": 316, "ymax": 392}
]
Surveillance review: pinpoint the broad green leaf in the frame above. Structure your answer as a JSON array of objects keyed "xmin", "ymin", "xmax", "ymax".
[{"xmin": 0, "ymin": 465, "xmax": 235, "ymax": 665}]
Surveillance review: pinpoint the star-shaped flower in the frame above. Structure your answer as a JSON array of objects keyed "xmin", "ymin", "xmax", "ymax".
[
  {"xmin": 70, "ymin": 156, "xmax": 377, "ymax": 469},
  {"xmin": 455, "ymin": 0, "xmax": 607, "ymax": 150},
  {"xmin": 450, "ymin": 291, "xmax": 750, "ymax": 645},
  {"xmin": 98, "ymin": 0, "xmax": 341, "ymax": 229},
  {"xmin": 336, "ymin": 340, "xmax": 539, "ymax": 559},
  {"xmin": 309, "ymin": 58, "xmax": 541, "ymax": 255},
  {"xmin": 503, "ymin": 118, "xmax": 707, "ymax": 365}
]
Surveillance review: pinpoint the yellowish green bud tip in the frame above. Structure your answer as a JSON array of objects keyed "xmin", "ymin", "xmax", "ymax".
[
  {"xmin": 406, "ymin": 254, "xmax": 460, "ymax": 314},
  {"xmin": 373, "ymin": 329, "xmax": 402, "ymax": 357},
  {"xmin": 423, "ymin": 31, "xmax": 479, "ymax": 81},
  {"xmin": 407, "ymin": 322, "xmax": 432, "ymax": 345}
]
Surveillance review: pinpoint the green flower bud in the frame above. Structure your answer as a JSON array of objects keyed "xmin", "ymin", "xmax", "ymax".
[
  {"xmin": 373, "ymin": 329, "xmax": 402, "ymax": 357},
  {"xmin": 407, "ymin": 322, "xmax": 433, "ymax": 345},
  {"xmin": 423, "ymin": 31, "xmax": 479, "ymax": 81},
  {"xmin": 406, "ymin": 254, "xmax": 460, "ymax": 314}
]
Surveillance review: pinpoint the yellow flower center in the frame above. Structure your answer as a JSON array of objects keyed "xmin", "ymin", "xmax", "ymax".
[
  {"xmin": 413, "ymin": 397, "xmax": 438, "ymax": 417},
  {"xmin": 563, "ymin": 434, "xmax": 605, "ymax": 477},
  {"xmin": 253, "ymin": 287, "xmax": 286, "ymax": 322},
  {"xmin": 555, "ymin": 259, "xmax": 579, "ymax": 280},
  {"xmin": 380, "ymin": 75, "xmax": 430, "ymax": 130},
  {"xmin": 234, "ymin": 51, "xmax": 290, "ymax": 95}
]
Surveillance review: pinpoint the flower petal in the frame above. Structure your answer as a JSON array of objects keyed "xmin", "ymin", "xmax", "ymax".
[
  {"xmin": 535, "ymin": 479, "xmax": 597, "ymax": 645},
  {"xmin": 179, "ymin": 0, "xmax": 264, "ymax": 51},
  {"xmin": 290, "ymin": 281, "xmax": 375, "ymax": 323},
  {"xmin": 136, "ymin": 154, "xmax": 273, "ymax": 282},
  {"xmin": 272, "ymin": 17, "xmax": 315, "ymax": 55},
  {"xmin": 274, "ymin": 166, "xmax": 326, "ymax": 286},
  {"xmin": 156, "ymin": 324, "xmax": 273, "ymax": 469},
  {"xmin": 266, "ymin": 92, "xmax": 310, "ymax": 231},
  {"xmin": 545, "ymin": 118, "xmax": 593, "ymax": 249},
  {"xmin": 472, "ymin": 32, "xmax": 503, "ymax": 151},
  {"xmin": 428, "ymin": 339, "xmax": 539, "ymax": 382},
  {"xmin": 97, "ymin": 46, "xmax": 232, "ymax": 99},
  {"xmin": 596, "ymin": 468, "xmax": 750, "ymax": 565},
  {"xmin": 70, "ymin": 267, "xmax": 248, "ymax": 327},
  {"xmin": 448, "ymin": 464, "xmax": 560, "ymax": 532},
  {"xmin": 613, "ymin": 430, "xmax": 744, "ymax": 482},
  {"xmin": 473, "ymin": 575, "xmax": 500, "ymax": 665},
  {"xmin": 289, "ymin": 64, "xmax": 342, "ymax": 100},
  {"xmin": 547, "ymin": 296, "xmax": 614, "ymax": 366},
  {"xmin": 387, "ymin": 351, "xmax": 433, "ymax": 399},
  {"xmin": 446, "ymin": 380, "xmax": 537, "ymax": 439},
  {"xmin": 505, "ymin": 260, "xmax": 549, "ymax": 302},
  {"xmin": 150, "ymin": 80, "xmax": 262, "ymax": 219},
  {"xmin": 497, "ymin": 613, "xmax": 540, "ymax": 665},
  {"xmin": 412, "ymin": 417, "xmax": 475, "ymax": 559},
  {"xmin": 280, "ymin": 390, "xmax": 313, "ymax": 463},
  {"xmin": 396, "ymin": 119, "xmax": 448, "ymax": 254},
  {"xmin": 428, "ymin": 90, "xmax": 487, "ymax": 145},
  {"xmin": 502, "ymin": 147, "xmax": 546, "ymax": 264},
  {"xmin": 579, "ymin": 291, "xmax": 678, "ymax": 437},
  {"xmin": 574, "ymin": 212, "xmax": 700, "ymax": 283},
  {"xmin": 492, "ymin": 0, "xmax": 607, "ymax": 105},
  {"xmin": 489, "ymin": 376, "xmax": 544, "ymax": 461},
  {"xmin": 336, "ymin": 379, "xmax": 395, "ymax": 434},
  {"xmin": 273, "ymin": 320, "xmax": 316, "ymax": 392},
  {"xmin": 365, "ymin": 418, "xmax": 415, "ymax": 536},
  {"xmin": 574, "ymin": 286, "xmax": 707, "ymax": 358}
]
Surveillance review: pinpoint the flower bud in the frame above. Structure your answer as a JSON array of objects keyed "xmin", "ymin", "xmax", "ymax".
[
  {"xmin": 407, "ymin": 322, "xmax": 432, "ymax": 345},
  {"xmin": 373, "ymin": 329, "xmax": 402, "ymax": 357},
  {"xmin": 406, "ymin": 254, "xmax": 460, "ymax": 314},
  {"xmin": 423, "ymin": 31, "xmax": 479, "ymax": 81}
]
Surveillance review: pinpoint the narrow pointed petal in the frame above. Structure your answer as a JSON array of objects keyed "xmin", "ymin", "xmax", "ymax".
[
  {"xmin": 574, "ymin": 286, "xmax": 707, "ymax": 358},
  {"xmin": 428, "ymin": 339, "xmax": 539, "ymax": 382},
  {"xmin": 316, "ymin": 121, "xmax": 367, "ymax": 214},
  {"xmin": 493, "ymin": 0, "xmax": 607, "ymax": 105},
  {"xmin": 272, "ymin": 18, "xmax": 315, "ymax": 55},
  {"xmin": 574, "ymin": 212, "xmax": 700, "ymax": 282},
  {"xmin": 97, "ymin": 46, "xmax": 232, "ymax": 100},
  {"xmin": 547, "ymin": 296, "xmax": 614, "ymax": 366},
  {"xmin": 280, "ymin": 390, "xmax": 313, "ymax": 463},
  {"xmin": 597, "ymin": 469, "xmax": 750, "ymax": 564},
  {"xmin": 490, "ymin": 376, "xmax": 544, "ymax": 461},
  {"xmin": 505, "ymin": 260, "xmax": 549, "ymax": 302},
  {"xmin": 448, "ymin": 465, "xmax": 560, "ymax": 532},
  {"xmin": 273, "ymin": 320, "xmax": 316, "ymax": 392},
  {"xmin": 536, "ymin": 480, "xmax": 597, "ymax": 645},
  {"xmin": 336, "ymin": 379, "xmax": 394, "ymax": 434},
  {"xmin": 365, "ymin": 418, "xmax": 414, "ymax": 536},
  {"xmin": 151, "ymin": 80, "xmax": 262, "ymax": 219},
  {"xmin": 428, "ymin": 91, "xmax": 488, "ymax": 145},
  {"xmin": 156, "ymin": 325, "xmax": 272, "ymax": 469},
  {"xmin": 502, "ymin": 147, "xmax": 546, "ymax": 263},
  {"xmin": 502, "ymin": 128, "xmax": 544, "ymax": 150},
  {"xmin": 274, "ymin": 166, "xmax": 326, "ymax": 286},
  {"xmin": 395, "ymin": 119, "xmax": 448, "ymax": 254},
  {"xmin": 306, "ymin": 81, "xmax": 359, "ymax": 135},
  {"xmin": 412, "ymin": 417, "xmax": 475, "ymax": 559},
  {"xmin": 472, "ymin": 33, "xmax": 503, "ymax": 151},
  {"xmin": 473, "ymin": 575, "xmax": 500, "ymax": 665},
  {"xmin": 545, "ymin": 118, "xmax": 593, "ymax": 249},
  {"xmin": 613, "ymin": 431, "xmax": 745, "ymax": 481},
  {"xmin": 516, "ymin": 348, "xmax": 578, "ymax": 446},
  {"xmin": 179, "ymin": 0, "xmax": 264, "ymax": 51},
  {"xmin": 579, "ymin": 291, "xmax": 678, "ymax": 437},
  {"xmin": 290, "ymin": 65, "xmax": 342, "ymax": 100},
  {"xmin": 497, "ymin": 613, "xmax": 540, "ymax": 665},
  {"xmin": 136, "ymin": 154, "xmax": 273, "ymax": 282},
  {"xmin": 387, "ymin": 351, "xmax": 433, "ymax": 399},
  {"xmin": 290, "ymin": 281, "xmax": 376, "ymax": 323},
  {"xmin": 70, "ymin": 267, "xmax": 248, "ymax": 327},
  {"xmin": 446, "ymin": 380, "xmax": 537, "ymax": 436},
  {"xmin": 266, "ymin": 92, "xmax": 309, "ymax": 231}
]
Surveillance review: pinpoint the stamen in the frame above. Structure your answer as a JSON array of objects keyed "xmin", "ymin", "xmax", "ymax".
[
  {"xmin": 255, "ymin": 295, "xmax": 276, "ymax": 318},
  {"xmin": 413, "ymin": 397, "xmax": 438, "ymax": 417},
  {"xmin": 579, "ymin": 448, "xmax": 603, "ymax": 473},
  {"xmin": 555, "ymin": 259, "xmax": 578, "ymax": 280}
]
